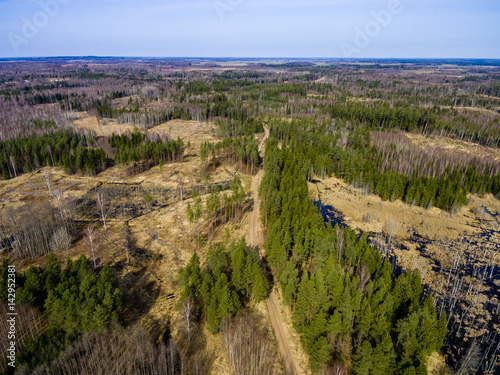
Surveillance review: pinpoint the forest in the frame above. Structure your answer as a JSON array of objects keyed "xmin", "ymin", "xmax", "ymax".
[
  {"xmin": 0, "ymin": 128, "xmax": 185, "ymax": 180},
  {"xmin": 109, "ymin": 128, "xmax": 185, "ymax": 165},
  {"xmin": 0, "ymin": 255, "xmax": 122, "ymax": 373},
  {"xmin": 0, "ymin": 57, "xmax": 499, "ymax": 374},
  {"xmin": 0, "ymin": 130, "xmax": 105, "ymax": 178},
  {"xmin": 178, "ymin": 239, "xmax": 269, "ymax": 334}
]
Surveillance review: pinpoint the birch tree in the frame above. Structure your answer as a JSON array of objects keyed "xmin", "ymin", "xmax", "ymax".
[
  {"xmin": 177, "ymin": 176, "xmax": 184, "ymax": 202},
  {"xmin": 96, "ymin": 190, "xmax": 108, "ymax": 231},
  {"xmin": 43, "ymin": 170, "xmax": 53, "ymax": 196},
  {"xmin": 85, "ymin": 226, "xmax": 98, "ymax": 268},
  {"xmin": 181, "ymin": 297, "xmax": 195, "ymax": 342}
]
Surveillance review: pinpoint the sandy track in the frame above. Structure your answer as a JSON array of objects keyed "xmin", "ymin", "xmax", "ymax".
[{"xmin": 248, "ymin": 127, "xmax": 300, "ymax": 375}]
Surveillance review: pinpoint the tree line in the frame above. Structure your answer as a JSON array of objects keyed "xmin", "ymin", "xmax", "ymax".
[
  {"xmin": 370, "ymin": 130, "xmax": 500, "ymax": 180},
  {"xmin": 0, "ymin": 128, "xmax": 185, "ymax": 180},
  {"xmin": 0, "ymin": 130, "xmax": 105, "ymax": 179},
  {"xmin": 201, "ymin": 136, "xmax": 260, "ymax": 174},
  {"xmin": 269, "ymin": 118, "xmax": 500, "ymax": 211},
  {"xmin": 214, "ymin": 117, "xmax": 264, "ymax": 138},
  {"xmin": 29, "ymin": 325, "xmax": 178, "ymax": 375},
  {"xmin": 325, "ymin": 101, "xmax": 500, "ymax": 148},
  {"xmin": 97, "ymin": 105, "xmax": 192, "ymax": 128},
  {"xmin": 109, "ymin": 129, "xmax": 185, "ymax": 165},
  {"xmin": 0, "ymin": 200, "xmax": 74, "ymax": 260}
]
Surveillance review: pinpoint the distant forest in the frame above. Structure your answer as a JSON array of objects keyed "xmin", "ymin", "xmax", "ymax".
[{"xmin": 1, "ymin": 58, "xmax": 499, "ymax": 374}]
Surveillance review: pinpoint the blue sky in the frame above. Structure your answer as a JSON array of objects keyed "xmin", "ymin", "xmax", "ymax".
[{"xmin": 0, "ymin": 0, "xmax": 498, "ymax": 58}]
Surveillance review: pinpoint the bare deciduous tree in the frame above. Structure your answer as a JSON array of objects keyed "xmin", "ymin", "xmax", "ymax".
[
  {"xmin": 96, "ymin": 190, "xmax": 108, "ymax": 231},
  {"xmin": 84, "ymin": 226, "xmax": 99, "ymax": 268},
  {"xmin": 222, "ymin": 312, "xmax": 276, "ymax": 375},
  {"xmin": 384, "ymin": 219, "xmax": 397, "ymax": 242},
  {"xmin": 357, "ymin": 264, "xmax": 371, "ymax": 294},
  {"xmin": 119, "ymin": 225, "xmax": 131, "ymax": 264},
  {"xmin": 46, "ymin": 145, "xmax": 54, "ymax": 166},
  {"xmin": 325, "ymin": 361, "xmax": 348, "ymax": 375},
  {"xmin": 43, "ymin": 170, "xmax": 53, "ymax": 196},
  {"xmin": 177, "ymin": 176, "xmax": 184, "ymax": 202},
  {"xmin": 335, "ymin": 225, "xmax": 345, "ymax": 263},
  {"xmin": 50, "ymin": 227, "xmax": 72, "ymax": 258},
  {"xmin": 2, "ymin": 201, "xmax": 72, "ymax": 260},
  {"xmin": 30, "ymin": 325, "xmax": 179, "ymax": 375},
  {"xmin": 0, "ymin": 302, "xmax": 45, "ymax": 371},
  {"xmin": 53, "ymin": 189, "xmax": 64, "ymax": 219},
  {"xmin": 180, "ymin": 297, "xmax": 195, "ymax": 342},
  {"xmin": 457, "ymin": 340, "xmax": 481, "ymax": 375},
  {"xmin": 9, "ymin": 155, "xmax": 17, "ymax": 178}
]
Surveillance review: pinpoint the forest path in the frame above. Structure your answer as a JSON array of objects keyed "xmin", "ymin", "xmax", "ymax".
[{"xmin": 247, "ymin": 126, "xmax": 301, "ymax": 375}]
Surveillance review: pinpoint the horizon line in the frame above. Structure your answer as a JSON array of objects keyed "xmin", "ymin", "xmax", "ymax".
[{"xmin": 1, "ymin": 56, "xmax": 500, "ymax": 61}]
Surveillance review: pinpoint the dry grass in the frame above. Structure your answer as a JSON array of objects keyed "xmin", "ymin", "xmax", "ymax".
[
  {"xmin": 72, "ymin": 112, "xmax": 217, "ymax": 154},
  {"xmin": 311, "ymin": 177, "xmax": 500, "ymax": 274},
  {"xmin": 427, "ymin": 352, "xmax": 448, "ymax": 374},
  {"xmin": 310, "ymin": 175, "xmax": 486, "ymax": 241},
  {"xmin": 1, "ymin": 117, "xmax": 296, "ymax": 374},
  {"xmin": 311, "ymin": 174, "xmax": 500, "ymax": 282},
  {"xmin": 72, "ymin": 112, "xmax": 137, "ymax": 137},
  {"xmin": 406, "ymin": 132, "xmax": 500, "ymax": 161}
]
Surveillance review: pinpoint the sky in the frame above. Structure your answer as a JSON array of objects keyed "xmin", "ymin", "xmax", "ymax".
[{"xmin": 0, "ymin": 0, "xmax": 499, "ymax": 59}]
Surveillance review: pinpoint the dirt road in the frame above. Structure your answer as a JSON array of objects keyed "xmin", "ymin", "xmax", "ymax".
[
  {"xmin": 248, "ymin": 127, "xmax": 300, "ymax": 375},
  {"xmin": 248, "ymin": 168, "xmax": 263, "ymax": 252}
]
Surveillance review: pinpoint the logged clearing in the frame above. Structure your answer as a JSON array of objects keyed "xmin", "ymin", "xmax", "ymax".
[
  {"xmin": 407, "ymin": 132, "xmax": 500, "ymax": 161},
  {"xmin": 72, "ymin": 112, "xmax": 214, "ymax": 141},
  {"xmin": 438, "ymin": 105, "xmax": 500, "ymax": 118},
  {"xmin": 310, "ymin": 175, "xmax": 490, "ymax": 241},
  {"xmin": 311, "ymin": 176, "xmax": 500, "ymax": 276},
  {"xmin": 72, "ymin": 112, "xmax": 137, "ymax": 136}
]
